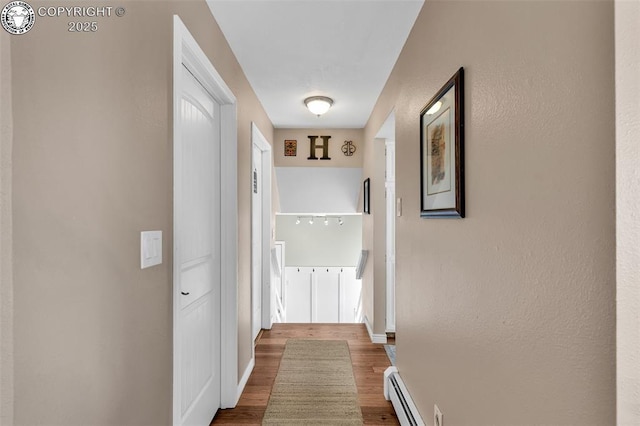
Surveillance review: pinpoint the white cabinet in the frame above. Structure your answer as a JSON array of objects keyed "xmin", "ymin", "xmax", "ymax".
[{"xmin": 284, "ymin": 267, "xmax": 361, "ymax": 323}]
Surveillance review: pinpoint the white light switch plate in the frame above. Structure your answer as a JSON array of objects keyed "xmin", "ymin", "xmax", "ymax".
[{"xmin": 141, "ymin": 231, "xmax": 162, "ymax": 269}]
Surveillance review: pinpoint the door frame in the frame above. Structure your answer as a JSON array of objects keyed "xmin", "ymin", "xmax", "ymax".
[
  {"xmin": 251, "ymin": 123, "xmax": 273, "ymax": 333},
  {"xmin": 376, "ymin": 110, "xmax": 396, "ymax": 334},
  {"xmin": 173, "ymin": 16, "xmax": 239, "ymax": 421},
  {"xmin": 385, "ymin": 139, "xmax": 396, "ymax": 333}
]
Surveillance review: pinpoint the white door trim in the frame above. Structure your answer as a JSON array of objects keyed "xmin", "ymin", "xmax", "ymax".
[
  {"xmin": 251, "ymin": 123, "xmax": 273, "ymax": 332},
  {"xmin": 251, "ymin": 143, "xmax": 263, "ymax": 340},
  {"xmin": 385, "ymin": 140, "xmax": 396, "ymax": 333},
  {"xmin": 173, "ymin": 16, "xmax": 239, "ymax": 421},
  {"xmin": 385, "ymin": 141, "xmax": 396, "ymax": 333}
]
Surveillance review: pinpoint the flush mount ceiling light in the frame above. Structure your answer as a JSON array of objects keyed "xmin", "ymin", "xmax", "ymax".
[{"xmin": 304, "ymin": 96, "xmax": 333, "ymax": 117}]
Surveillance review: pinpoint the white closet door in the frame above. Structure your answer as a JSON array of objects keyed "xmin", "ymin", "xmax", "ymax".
[
  {"xmin": 313, "ymin": 268, "xmax": 340, "ymax": 323},
  {"xmin": 176, "ymin": 65, "xmax": 221, "ymax": 425}
]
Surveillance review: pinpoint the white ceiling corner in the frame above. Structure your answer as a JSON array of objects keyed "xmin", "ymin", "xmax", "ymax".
[{"xmin": 206, "ymin": 0, "xmax": 424, "ymax": 129}]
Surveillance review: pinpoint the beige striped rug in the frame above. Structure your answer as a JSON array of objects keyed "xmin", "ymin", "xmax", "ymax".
[{"xmin": 262, "ymin": 339, "xmax": 364, "ymax": 425}]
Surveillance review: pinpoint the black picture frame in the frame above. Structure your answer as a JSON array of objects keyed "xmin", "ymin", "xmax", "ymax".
[
  {"xmin": 419, "ymin": 67, "xmax": 465, "ymax": 218},
  {"xmin": 363, "ymin": 178, "xmax": 370, "ymax": 214}
]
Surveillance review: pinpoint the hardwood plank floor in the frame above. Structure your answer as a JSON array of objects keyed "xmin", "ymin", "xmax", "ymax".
[{"xmin": 211, "ymin": 323, "xmax": 399, "ymax": 425}]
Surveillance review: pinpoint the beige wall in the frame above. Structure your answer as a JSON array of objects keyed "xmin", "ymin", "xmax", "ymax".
[
  {"xmin": 9, "ymin": 1, "xmax": 272, "ymax": 425},
  {"xmin": 616, "ymin": 0, "xmax": 640, "ymax": 423},
  {"xmin": 365, "ymin": 1, "xmax": 615, "ymax": 424},
  {"xmin": 274, "ymin": 128, "xmax": 363, "ymax": 167},
  {"xmin": 0, "ymin": 29, "xmax": 14, "ymax": 426}
]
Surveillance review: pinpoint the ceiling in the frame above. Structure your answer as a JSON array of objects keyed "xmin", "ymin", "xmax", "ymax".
[{"xmin": 206, "ymin": 0, "xmax": 424, "ymax": 129}]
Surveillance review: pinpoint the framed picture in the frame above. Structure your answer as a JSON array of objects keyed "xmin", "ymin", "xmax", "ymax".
[
  {"xmin": 284, "ymin": 140, "xmax": 297, "ymax": 156},
  {"xmin": 420, "ymin": 67, "xmax": 465, "ymax": 218},
  {"xmin": 363, "ymin": 178, "xmax": 370, "ymax": 214}
]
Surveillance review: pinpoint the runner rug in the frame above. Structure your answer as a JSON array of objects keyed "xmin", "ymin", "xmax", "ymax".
[{"xmin": 262, "ymin": 339, "xmax": 364, "ymax": 425}]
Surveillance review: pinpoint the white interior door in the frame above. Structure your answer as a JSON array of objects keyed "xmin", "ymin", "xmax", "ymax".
[
  {"xmin": 386, "ymin": 140, "xmax": 396, "ymax": 333},
  {"xmin": 175, "ymin": 65, "xmax": 221, "ymax": 425},
  {"xmin": 251, "ymin": 124, "xmax": 273, "ymax": 336},
  {"xmin": 251, "ymin": 144, "xmax": 263, "ymax": 340}
]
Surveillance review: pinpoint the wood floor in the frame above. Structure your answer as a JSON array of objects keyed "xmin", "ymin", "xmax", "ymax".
[{"xmin": 211, "ymin": 323, "xmax": 399, "ymax": 425}]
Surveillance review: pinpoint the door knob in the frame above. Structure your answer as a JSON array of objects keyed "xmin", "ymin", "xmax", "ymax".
[{"xmin": 181, "ymin": 291, "xmax": 190, "ymax": 296}]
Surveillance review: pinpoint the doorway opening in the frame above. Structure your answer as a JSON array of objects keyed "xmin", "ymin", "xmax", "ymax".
[
  {"xmin": 376, "ymin": 111, "xmax": 396, "ymax": 334},
  {"xmin": 274, "ymin": 213, "xmax": 363, "ymax": 324}
]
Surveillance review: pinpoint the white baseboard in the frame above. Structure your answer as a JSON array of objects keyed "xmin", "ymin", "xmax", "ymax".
[
  {"xmin": 364, "ymin": 315, "xmax": 387, "ymax": 344},
  {"xmin": 236, "ymin": 356, "xmax": 255, "ymax": 404}
]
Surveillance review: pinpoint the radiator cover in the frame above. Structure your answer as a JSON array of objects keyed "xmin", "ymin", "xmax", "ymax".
[{"xmin": 384, "ymin": 367, "xmax": 425, "ymax": 426}]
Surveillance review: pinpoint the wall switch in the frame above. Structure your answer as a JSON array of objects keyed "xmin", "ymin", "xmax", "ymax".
[
  {"xmin": 396, "ymin": 197, "xmax": 402, "ymax": 217},
  {"xmin": 141, "ymin": 231, "xmax": 162, "ymax": 269},
  {"xmin": 434, "ymin": 404, "xmax": 443, "ymax": 426}
]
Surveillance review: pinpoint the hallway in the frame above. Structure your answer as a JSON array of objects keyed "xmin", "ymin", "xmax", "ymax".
[
  {"xmin": 2, "ymin": 1, "xmax": 631, "ymax": 424},
  {"xmin": 211, "ymin": 324, "xmax": 398, "ymax": 425}
]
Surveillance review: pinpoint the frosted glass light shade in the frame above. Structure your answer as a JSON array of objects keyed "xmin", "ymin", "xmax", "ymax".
[
  {"xmin": 425, "ymin": 101, "xmax": 442, "ymax": 115},
  {"xmin": 304, "ymin": 96, "xmax": 333, "ymax": 116}
]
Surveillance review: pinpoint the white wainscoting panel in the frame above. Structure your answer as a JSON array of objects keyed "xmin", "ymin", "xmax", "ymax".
[
  {"xmin": 313, "ymin": 268, "xmax": 341, "ymax": 322},
  {"xmin": 285, "ymin": 267, "xmax": 313, "ymax": 322},
  {"xmin": 285, "ymin": 267, "xmax": 361, "ymax": 324}
]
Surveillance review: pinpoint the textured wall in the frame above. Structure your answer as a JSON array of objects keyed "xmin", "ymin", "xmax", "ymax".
[
  {"xmin": 616, "ymin": 0, "xmax": 640, "ymax": 423},
  {"xmin": 10, "ymin": 1, "xmax": 272, "ymax": 424},
  {"xmin": 365, "ymin": 1, "xmax": 615, "ymax": 424}
]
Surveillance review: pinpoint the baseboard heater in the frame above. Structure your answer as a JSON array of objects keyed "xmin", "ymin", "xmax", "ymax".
[{"xmin": 384, "ymin": 367, "xmax": 425, "ymax": 426}]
